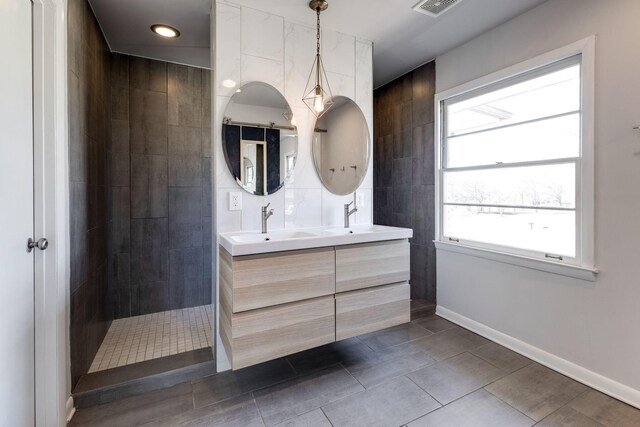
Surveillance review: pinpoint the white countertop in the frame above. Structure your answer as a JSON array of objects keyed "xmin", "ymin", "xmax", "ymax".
[{"xmin": 219, "ymin": 224, "xmax": 413, "ymax": 256}]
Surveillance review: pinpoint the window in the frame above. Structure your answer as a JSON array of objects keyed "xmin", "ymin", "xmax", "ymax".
[{"xmin": 436, "ymin": 41, "xmax": 595, "ymax": 274}]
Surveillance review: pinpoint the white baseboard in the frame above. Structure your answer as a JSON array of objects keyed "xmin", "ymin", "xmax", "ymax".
[
  {"xmin": 66, "ymin": 396, "xmax": 75, "ymax": 423},
  {"xmin": 436, "ymin": 306, "xmax": 640, "ymax": 410}
]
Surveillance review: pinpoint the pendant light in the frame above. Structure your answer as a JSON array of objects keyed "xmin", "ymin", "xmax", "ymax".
[{"xmin": 302, "ymin": 0, "xmax": 333, "ymax": 118}]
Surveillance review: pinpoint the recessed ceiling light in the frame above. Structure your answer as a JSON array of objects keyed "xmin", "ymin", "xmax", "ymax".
[
  {"xmin": 151, "ymin": 24, "xmax": 180, "ymax": 38},
  {"xmin": 222, "ymin": 79, "xmax": 237, "ymax": 88}
]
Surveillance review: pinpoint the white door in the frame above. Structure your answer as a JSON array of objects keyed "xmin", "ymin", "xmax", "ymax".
[{"xmin": 0, "ymin": 0, "xmax": 35, "ymax": 425}]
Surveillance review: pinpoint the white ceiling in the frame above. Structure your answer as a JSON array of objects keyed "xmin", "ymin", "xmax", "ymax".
[
  {"xmin": 89, "ymin": 0, "xmax": 548, "ymax": 85},
  {"xmin": 88, "ymin": 0, "xmax": 212, "ymax": 68}
]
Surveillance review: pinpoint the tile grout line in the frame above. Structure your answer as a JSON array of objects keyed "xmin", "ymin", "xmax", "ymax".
[
  {"xmin": 251, "ymin": 392, "xmax": 268, "ymax": 427},
  {"xmin": 536, "ymin": 388, "xmax": 603, "ymax": 426},
  {"xmin": 480, "ymin": 361, "xmax": 546, "ymax": 423}
]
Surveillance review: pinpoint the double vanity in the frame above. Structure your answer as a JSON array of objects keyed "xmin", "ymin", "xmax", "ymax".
[
  {"xmin": 219, "ymin": 225, "xmax": 412, "ymax": 370},
  {"xmin": 218, "ymin": 81, "xmax": 411, "ymax": 370}
]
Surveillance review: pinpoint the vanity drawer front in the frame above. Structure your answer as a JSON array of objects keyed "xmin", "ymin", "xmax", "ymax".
[
  {"xmin": 228, "ymin": 246, "xmax": 335, "ymax": 313},
  {"xmin": 335, "ymin": 239, "xmax": 410, "ymax": 293},
  {"xmin": 228, "ymin": 296, "xmax": 335, "ymax": 370},
  {"xmin": 336, "ymin": 282, "xmax": 410, "ymax": 341}
]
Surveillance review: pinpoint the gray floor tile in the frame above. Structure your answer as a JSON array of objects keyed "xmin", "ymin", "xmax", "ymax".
[
  {"xmin": 567, "ymin": 389, "xmax": 640, "ymax": 426},
  {"xmin": 343, "ymin": 348, "xmax": 435, "ymax": 389},
  {"xmin": 70, "ymin": 383, "xmax": 193, "ymax": 427},
  {"xmin": 471, "ymin": 342, "xmax": 532, "ymax": 373},
  {"xmin": 272, "ymin": 409, "xmax": 332, "ymax": 427},
  {"xmin": 192, "ymin": 358, "xmax": 296, "ymax": 408},
  {"xmin": 254, "ymin": 364, "xmax": 364, "ymax": 426},
  {"xmin": 393, "ymin": 326, "xmax": 490, "ymax": 361},
  {"xmin": 322, "ymin": 376, "xmax": 441, "ymax": 427},
  {"xmin": 412, "ymin": 315, "xmax": 456, "ymax": 333},
  {"xmin": 142, "ymin": 393, "xmax": 264, "ymax": 427},
  {"xmin": 286, "ymin": 338, "xmax": 376, "ymax": 376},
  {"xmin": 536, "ymin": 406, "xmax": 603, "ymax": 427},
  {"xmin": 408, "ymin": 352, "xmax": 506, "ymax": 405},
  {"xmin": 358, "ymin": 323, "xmax": 433, "ymax": 351},
  {"xmin": 485, "ymin": 363, "xmax": 588, "ymax": 421},
  {"xmin": 408, "ymin": 389, "xmax": 534, "ymax": 427}
]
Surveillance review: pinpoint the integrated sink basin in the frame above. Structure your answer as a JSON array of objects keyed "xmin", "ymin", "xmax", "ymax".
[
  {"xmin": 229, "ymin": 230, "xmax": 319, "ymax": 244},
  {"xmin": 220, "ymin": 225, "xmax": 413, "ymax": 256},
  {"xmin": 322, "ymin": 225, "xmax": 382, "ymax": 236}
]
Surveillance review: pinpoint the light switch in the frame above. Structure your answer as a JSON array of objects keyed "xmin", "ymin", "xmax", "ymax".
[{"xmin": 229, "ymin": 192, "xmax": 242, "ymax": 211}]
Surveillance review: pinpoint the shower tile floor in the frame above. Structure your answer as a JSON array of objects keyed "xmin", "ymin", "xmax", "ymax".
[{"xmin": 89, "ymin": 305, "xmax": 213, "ymax": 373}]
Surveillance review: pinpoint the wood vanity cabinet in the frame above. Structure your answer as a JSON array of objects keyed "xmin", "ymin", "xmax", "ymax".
[
  {"xmin": 219, "ymin": 239, "xmax": 410, "ymax": 370},
  {"xmin": 220, "ymin": 246, "xmax": 335, "ymax": 312},
  {"xmin": 335, "ymin": 282, "xmax": 410, "ymax": 341},
  {"xmin": 220, "ymin": 295, "xmax": 335, "ymax": 370},
  {"xmin": 335, "ymin": 240, "xmax": 410, "ymax": 293}
]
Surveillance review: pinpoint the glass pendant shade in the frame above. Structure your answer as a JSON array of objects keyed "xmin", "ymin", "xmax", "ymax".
[{"xmin": 303, "ymin": 55, "xmax": 333, "ymax": 117}]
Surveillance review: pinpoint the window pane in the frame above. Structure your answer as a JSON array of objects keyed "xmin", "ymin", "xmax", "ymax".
[
  {"xmin": 443, "ymin": 205, "xmax": 575, "ymax": 257},
  {"xmin": 446, "ymin": 113, "xmax": 579, "ymax": 168},
  {"xmin": 444, "ymin": 163, "xmax": 575, "ymax": 209},
  {"xmin": 447, "ymin": 63, "xmax": 580, "ymax": 137}
]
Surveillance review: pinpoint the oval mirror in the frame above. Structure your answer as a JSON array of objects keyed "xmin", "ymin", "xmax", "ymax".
[
  {"xmin": 222, "ymin": 82, "xmax": 298, "ymax": 195},
  {"xmin": 312, "ymin": 96, "xmax": 370, "ymax": 195}
]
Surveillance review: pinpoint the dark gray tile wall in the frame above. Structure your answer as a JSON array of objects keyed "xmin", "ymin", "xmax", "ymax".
[
  {"xmin": 373, "ymin": 61, "xmax": 436, "ymax": 301},
  {"xmin": 107, "ymin": 55, "xmax": 212, "ymax": 319},
  {"xmin": 68, "ymin": 0, "xmax": 111, "ymax": 387}
]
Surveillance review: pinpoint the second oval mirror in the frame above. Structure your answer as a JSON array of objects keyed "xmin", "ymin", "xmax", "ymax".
[
  {"xmin": 312, "ymin": 96, "xmax": 370, "ymax": 195},
  {"xmin": 222, "ymin": 82, "xmax": 298, "ymax": 195}
]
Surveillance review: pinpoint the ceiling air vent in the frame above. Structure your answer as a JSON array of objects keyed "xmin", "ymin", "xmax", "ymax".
[{"xmin": 413, "ymin": 0, "xmax": 461, "ymax": 17}]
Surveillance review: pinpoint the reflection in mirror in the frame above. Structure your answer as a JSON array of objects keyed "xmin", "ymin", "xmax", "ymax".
[
  {"xmin": 312, "ymin": 96, "xmax": 370, "ymax": 195},
  {"xmin": 222, "ymin": 82, "xmax": 298, "ymax": 195}
]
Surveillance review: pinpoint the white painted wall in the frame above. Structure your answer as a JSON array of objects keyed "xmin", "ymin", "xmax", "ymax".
[
  {"xmin": 435, "ymin": 0, "xmax": 640, "ymax": 406},
  {"xmin": 214, "ymin": 1, "xmax": 373, "ymax": 370}
]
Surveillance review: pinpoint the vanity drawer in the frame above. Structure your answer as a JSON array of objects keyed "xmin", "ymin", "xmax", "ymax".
[
  {"xmin": 335, "ymin": 239, "xmax": 410, "ymax": 293},
  {"xmin": 336, "ymin": 282, "xmax": 410, "ymax": 341},
  {"xmin": 223, "ymin": 296, "xmax": 335, "ymax": 370},
  {"xmin": 220, "ymin": 246, "xmax": 335, "ymax": 313}
]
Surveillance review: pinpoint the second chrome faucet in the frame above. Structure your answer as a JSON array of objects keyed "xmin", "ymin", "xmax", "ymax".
[
  {"xmin": 262, "ymin": 203, "xmax": 274, "ymax": 234},
  {"xmin": 344, "ymin": 194, "xmax": 358, "ymax": 228}
]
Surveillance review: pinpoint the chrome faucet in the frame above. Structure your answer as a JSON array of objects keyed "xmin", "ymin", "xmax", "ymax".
[
  {"xmin": 344, "ymin": 194, "xmax": 358, "ymax": 228},
  {"xmin": 261, "ymin": 203, "xmax": 274, "ymax": 234}
]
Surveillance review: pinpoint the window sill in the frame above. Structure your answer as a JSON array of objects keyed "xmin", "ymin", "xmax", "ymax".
[{"xmin": 434, "ymin": 241, "xmax": 598, "ymax": 282}]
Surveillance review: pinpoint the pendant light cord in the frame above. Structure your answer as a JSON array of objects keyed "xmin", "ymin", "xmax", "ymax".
[{"xmin": 316, "ymin": 7, "xmax": 321, "ymax": 86}]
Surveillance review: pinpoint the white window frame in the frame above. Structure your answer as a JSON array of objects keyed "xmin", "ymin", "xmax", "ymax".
[{"xmin": 434, "ymin": 37, "xmax": 597, "ymax": 281}]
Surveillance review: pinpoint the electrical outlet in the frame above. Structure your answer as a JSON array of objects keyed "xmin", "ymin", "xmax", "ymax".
[
  {"xmin": 356, "ymin": 192, "xmax": 365, "ymax": 208},
  {"xmin": 229, "ymin": 192, "xmax": 242, "ymax": 211}
]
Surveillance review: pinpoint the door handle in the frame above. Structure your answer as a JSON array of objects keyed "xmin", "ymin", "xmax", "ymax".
[{"xmin": 27, "ymin": 237, "xmax": 48, "ymax": 253}]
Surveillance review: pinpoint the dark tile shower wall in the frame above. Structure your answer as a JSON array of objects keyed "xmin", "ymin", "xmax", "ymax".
[
  {"xmin": 68, "ymin": 0, "xmax": 111, "ymax": 386},
  {"xmin": 373, "ymin": 62, "xmax": 436, "ymax": 301},
  {"xmin": 108, "ymin": 55, "xmax": 212, "ymax": 319}
]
